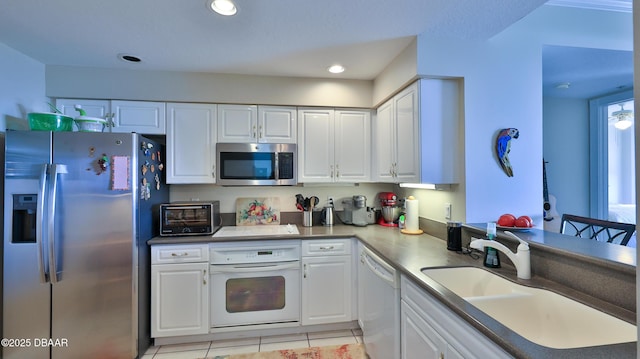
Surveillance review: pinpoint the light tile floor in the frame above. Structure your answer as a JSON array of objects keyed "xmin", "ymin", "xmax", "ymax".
[{"xmin": 141, "ymin": 329, "xmax": 364, "ymax": 359}]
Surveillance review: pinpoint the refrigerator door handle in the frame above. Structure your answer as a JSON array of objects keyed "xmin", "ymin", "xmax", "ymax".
[
  {"xmin": 48, "ymin": 164, "xmax": 68, "ymax": 284},
  {"xmin": 37, "ymin": 163, "xmax": 50, "ymax": 283}
]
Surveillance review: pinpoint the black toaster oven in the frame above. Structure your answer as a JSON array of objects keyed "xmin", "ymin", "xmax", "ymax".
[{"xmin": 159, "ymin": 201, "xmax": 220, "ymax": 236}]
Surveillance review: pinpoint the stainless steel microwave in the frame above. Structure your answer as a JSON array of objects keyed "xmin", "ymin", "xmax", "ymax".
[
  {"xmin": 216, "ymin": 143, "xmax": 297, "ymax": 186},
  {"xmin": 159, "ymin": 201, "xmax": 221, "ymax": 236}
]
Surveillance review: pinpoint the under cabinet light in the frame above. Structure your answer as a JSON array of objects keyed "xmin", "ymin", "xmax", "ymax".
[{"xmin": 399, "ymin": 183, "xmax": 451, "ymax": 190}]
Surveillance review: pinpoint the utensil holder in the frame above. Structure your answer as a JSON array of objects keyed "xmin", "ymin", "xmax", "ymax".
[{"xmin": 303, "ymin": 211, "xmax": 313, "ymax": 227}]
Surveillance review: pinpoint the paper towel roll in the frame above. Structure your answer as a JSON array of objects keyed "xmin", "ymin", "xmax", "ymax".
[{"xmin": 404, "ymin": 197, "xmax": 419, "ymax": 232}]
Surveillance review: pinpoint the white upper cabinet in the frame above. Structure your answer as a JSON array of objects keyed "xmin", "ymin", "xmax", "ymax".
[
  {"xmin": 374, "ymin": 82, "xmax": 420, "ymax": 183},
  {"xmin": 110, "ymin": 100, "xmax": 166, "ymax": 134},
  {"xmin": 258, "ymin": 106, "xmax": 297, "ymax": 143},
  {"xmin": 298, "ymin": 108, "xmax": 371, "ymax": 183},
  {"xmin": 374, "ymin": 79, "xmax": 460, "ymax": 184},
  {"xmin": 218, "ymin": 105, "xmax": 296, "ymax": 143},
  {"xmin": 166, "ymin": 103, "xmax": 217, "ymax": 184},
  {"xmin": 56, "ymin": 99, "xmax": 110, "ymax": 119},
  {"xmin": 55, "ymin": 99, "xmax": 166, "ymax": 134},
  {"xmin": 334, "ymin": 110, "xmax": 371, "ymax": 182},
  {"xmin": 298, "ymin": 108, "xmax": 334, "ymax": 183},
  {"xmin": 217, "ymin": 105, "xmax": 258, "ymax": 143}
]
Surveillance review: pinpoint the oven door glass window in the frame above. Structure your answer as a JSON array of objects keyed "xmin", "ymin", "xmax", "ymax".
[
  {"xmin": 226, "ymin": 276, "xmax": 285, "ymax": 313},
  {"xmin": 219, "ymin": 152, "xmax": 275, "ymax": 180}
]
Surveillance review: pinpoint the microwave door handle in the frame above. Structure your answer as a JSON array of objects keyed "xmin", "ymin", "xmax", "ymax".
[
  {"xmin": 48, "ymin": 164, "xmax": 67, "ymax": 284},
  {"xmin": 37, "ymin": 164, "xmax": 50, "ymax": 283},
  {"xmin": 274, "ymin": 153, "xmax": 279, "ymax": 180}
]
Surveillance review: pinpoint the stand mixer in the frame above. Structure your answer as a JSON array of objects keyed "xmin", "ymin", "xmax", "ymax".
[{"xmin": 378, "ymin": 192, "xmax": 401, "ymax": 227}]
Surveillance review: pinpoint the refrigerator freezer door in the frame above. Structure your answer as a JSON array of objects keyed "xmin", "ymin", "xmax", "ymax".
[
  {"xmin": 3, "ymin": 131, "xmax": 52, "ymax": 359},
  {"xmin": 50, "ymin": 132, "xmax": 135, "ymax": 359}
]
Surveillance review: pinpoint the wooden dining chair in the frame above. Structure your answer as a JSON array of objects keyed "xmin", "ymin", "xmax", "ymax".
[{"xmin": 560, "ymin": 214, "xmax": 636, "ymax": 246}]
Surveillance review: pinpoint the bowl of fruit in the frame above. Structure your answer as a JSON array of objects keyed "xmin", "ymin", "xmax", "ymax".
[{"xmin": 497, "ymin": 213, "xmax": 534, "ymax": 231}]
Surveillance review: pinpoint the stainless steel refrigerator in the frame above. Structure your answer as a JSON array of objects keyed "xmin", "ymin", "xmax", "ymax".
[{"xmin": 2, "ymin": 131, "xmax": 169, "ymax": 359}]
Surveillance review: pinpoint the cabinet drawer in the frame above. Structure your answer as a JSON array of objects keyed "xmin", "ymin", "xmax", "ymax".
[
  {"xmin": 151, "ymin": 244, "xmax": 209, "ymax": 264},
  {"xmin": 302, "ymin": 239, "xmax": 351, "ymax": 256}
]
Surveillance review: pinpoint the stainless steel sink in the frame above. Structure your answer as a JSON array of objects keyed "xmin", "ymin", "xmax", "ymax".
[{"xmin": 421, "ymin": 267, "xmax": 636, "ymax": 349}]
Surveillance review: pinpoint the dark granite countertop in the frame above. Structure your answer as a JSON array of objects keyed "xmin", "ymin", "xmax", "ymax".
[{"xmin": 148, "ymin": 224, "xmax": 637, "ymax": 358}]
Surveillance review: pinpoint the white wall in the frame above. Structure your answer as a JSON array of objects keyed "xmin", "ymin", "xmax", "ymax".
[
  {"xmin": 543, "ymin": 97, "xmax": 590, "ymax": 218},
  {"xmin": 0, "ymin": 43, "xmax": 48, "ymax": 131},
  {"xmin": 372, "ymin": 39, "xmax": 418, "ymax": 107},
  {"xmin": 404, "ymin": 5, "xmax": 633, "ymax": 226},
  {"xmin": 45, "ymin": 66, "xmax": 374, "ymax": 108}
]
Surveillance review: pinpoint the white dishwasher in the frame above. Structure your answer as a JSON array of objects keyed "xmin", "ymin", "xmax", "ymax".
[{"xmin": 359, "ymin": 244, "xmax": 401, "ymax": 359}]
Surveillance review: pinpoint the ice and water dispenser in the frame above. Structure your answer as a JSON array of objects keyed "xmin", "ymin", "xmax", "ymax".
[{"xmin": 12, "ymin": 194, "xmax": 37, "ymax": 243}]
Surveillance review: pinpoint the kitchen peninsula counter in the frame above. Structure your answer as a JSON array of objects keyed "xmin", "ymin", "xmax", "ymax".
[{"xmin": 148, "ymin": 224, "xmax": 637, "ymax": 358}]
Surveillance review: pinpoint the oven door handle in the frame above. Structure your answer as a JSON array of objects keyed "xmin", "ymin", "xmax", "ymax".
[{"xmin": 210, "ymin": 261, "xmax": 299, "ymax": 273}]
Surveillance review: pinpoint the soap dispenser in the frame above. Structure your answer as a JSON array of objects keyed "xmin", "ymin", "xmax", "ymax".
[{"xmin": 483, "ymin": 222, "xmax": 501, "ymax": 268}]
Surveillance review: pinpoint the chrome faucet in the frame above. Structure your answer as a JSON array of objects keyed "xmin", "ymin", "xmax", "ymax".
[{"xmin": 470, "ymin": 231, "xmax": 531, "ymax": 279}]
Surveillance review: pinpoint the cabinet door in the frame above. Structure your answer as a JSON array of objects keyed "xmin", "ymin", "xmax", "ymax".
[
  {"xmin": 335, "ymin": 110, "xmax": 371, "ymax": 182},
  {"xmin": 110, "ymin": 100, "xmax": 166, "ymax": 134},
  {"xmin": 297, "ymin": 108, "xmax": 334, "ymax": 183},
  {"xmin": 401, "ymin": 301, "xmax": 445, "ymax": 359},
  {"xmin": 217, "ymin": 104, "xmax": 258, "ymax": 143},
  {"xmin": 393, "ymin": 83, "xmax": 420, "ymax": 183},
  {"xmin": 258, "ymin": 106, "xmax": 297, "ymax": 143},
  {"xmin": 373, "ymin": 100, "xmax": 395, "ymax": 182},
  {"xmin": 166, "ymin": 103, "xmax": 217, "ymax": 184},
  {"xmin": 151, "ymin": 262, "xmax": 209, "ymax": 337},
  {"xmin": 301, "ymin": 255, "xmax": 352, "ymax": 325},
  {"xmin": 55, "ymin": 99, "xmax": 110, "ymax": 119}
]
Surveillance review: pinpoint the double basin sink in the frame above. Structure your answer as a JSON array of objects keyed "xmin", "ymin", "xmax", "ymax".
[{"xmin": 421, "ymin": 266, "xmax": 636, "ymax": 349}]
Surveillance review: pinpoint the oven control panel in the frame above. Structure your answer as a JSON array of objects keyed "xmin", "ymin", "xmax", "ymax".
[{"xmin": 210, "ymin": 240, "xmax": 301, "ymax": 264}]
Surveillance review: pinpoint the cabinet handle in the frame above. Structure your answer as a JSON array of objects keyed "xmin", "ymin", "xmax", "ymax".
[
  {"xmin": 319, "ymin": 246, "xmax": 335, "ymax": 251},
  {"xmin": 259, "ymin": 125, "xmax": 263, "ymax": 139},
  {"xmin": 171, "ymin": 252, "xmax": 189, "ymax": 257},
  {"xmin": 303, "ymin": 263, "xmax": 307, "ymax": 278},
  {"xmin": 203, "ymin": 269, "xmax": 207, "ymax": 285},
  {"xmin": 252, "ymin": 125, "xmax": 257, "ymax": 138},
  {"xmin": 335, "ymin": 164, "xmax": 339, "ymax": 178},
  {"xmin": 439, "ymin": 353, "xmax": 444, "ymax": 359},
  {"xmin": 212, "ymin": 165, "xmax": 216, "ymax": 179}
]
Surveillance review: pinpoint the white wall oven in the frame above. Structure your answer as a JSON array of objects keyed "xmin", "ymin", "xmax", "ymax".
[{"xmin": 209, "ymin": 239, "xmax": 301, "ymax": 331}]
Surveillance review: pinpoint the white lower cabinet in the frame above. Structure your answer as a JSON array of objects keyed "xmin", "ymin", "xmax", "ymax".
[
  {"xmin": 151, "ymin": 244, "xmax": 209, "ymax": 338},
  {"xmin": 301, "ymin": 239, "xmax": 353, "ymax": 325},
  {"xmin": 400, "ymin": 275, "xmax": 512, "ymax": 359}
]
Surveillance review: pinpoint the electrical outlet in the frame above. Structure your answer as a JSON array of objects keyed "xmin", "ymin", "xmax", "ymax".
[
  {"xmin": 444, "ymin": 203, "xmax": 452, "ymax": 220},
  {"xmin": 327, "ymin": 196, "xmax": 334, "ymax": 206}
]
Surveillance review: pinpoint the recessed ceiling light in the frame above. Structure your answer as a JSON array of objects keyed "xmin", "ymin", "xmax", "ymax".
[
  {"xmin": 208, "ymin": 0, "xmax": 237, "ymax": 16},
  {"xmin": 118, "ymin": 54, "xmax": 142, "ymax": 63},
  {"xmin": 327, "ymin": 65, "xmax": 345, "ymax": 74},
  {"xmin": 555, "ymin": 82, "xmax": 571, "ymax": 89}
]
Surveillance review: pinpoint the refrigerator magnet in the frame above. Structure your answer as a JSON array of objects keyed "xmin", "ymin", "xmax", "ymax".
[{"xmin": 111, "ymin": 155, "xmax": 130, "ymax": 190}]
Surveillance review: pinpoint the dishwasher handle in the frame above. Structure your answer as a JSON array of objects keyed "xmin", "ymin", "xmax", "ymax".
[{"xmin": 362, "ymin": 251, "xmax": 397, "ymax": 286}]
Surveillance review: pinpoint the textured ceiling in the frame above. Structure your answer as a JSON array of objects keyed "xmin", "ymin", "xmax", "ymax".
[
  {"xmin": 0, "ymin": 0, "xmax": 547, "ymax": 80},
  {"xmin": 543, "ymin": 45, "xmax": 633, "ymax": 99}
]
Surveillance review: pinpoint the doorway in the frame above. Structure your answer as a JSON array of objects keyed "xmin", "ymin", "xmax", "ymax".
[{"xmin": 589, "ymin": 91, "xmax": 635, "ymax": 246}]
